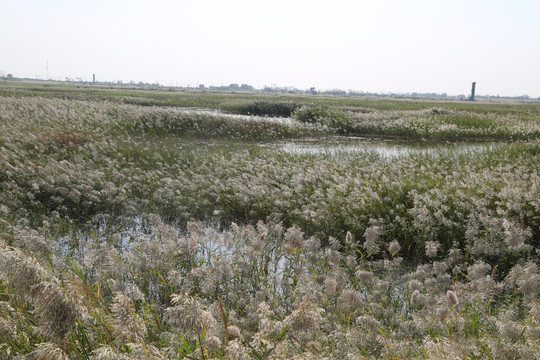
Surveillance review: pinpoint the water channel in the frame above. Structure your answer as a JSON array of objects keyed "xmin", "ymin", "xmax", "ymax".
[
  {"xmin": 173, "ymin": 107, "xmax": 501, "ymax": 158},
  {"xmin": 277, "ymin": 137, "xmax": 500, "ymax": 159}
]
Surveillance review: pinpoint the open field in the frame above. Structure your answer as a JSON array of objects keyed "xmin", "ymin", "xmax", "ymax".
[{"xmin": 1, "ymin": 82, "xmax": 540, "ymax": 359}]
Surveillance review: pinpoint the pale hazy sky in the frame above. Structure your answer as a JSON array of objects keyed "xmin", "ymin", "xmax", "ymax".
[{"xmin": 2, "ymin": 0, "xmax": 539, "ymax": 96}]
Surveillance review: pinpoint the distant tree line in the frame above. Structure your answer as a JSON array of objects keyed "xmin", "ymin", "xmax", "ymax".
[
  {"xmin": 208, "ymin": 83, "xmax": 254, "ymax": 91},
  {"xmin": 1, "ymin": 74, "xmax": 538, "ymax": 101}
]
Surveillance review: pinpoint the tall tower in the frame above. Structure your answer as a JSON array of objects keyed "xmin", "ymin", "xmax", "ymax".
[
  {"xmin": 470, "ymin": 82, "xmax": 476, "ymax": 101},
  {"xmin": 93, "ymin": 74, "xmax": 96, "ymax": 84}
]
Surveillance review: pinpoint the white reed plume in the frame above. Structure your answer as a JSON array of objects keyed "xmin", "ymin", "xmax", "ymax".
[
  {"xmin": 163, "ymin": 293, "xmax": 217, "ymax": 341},
  {"xmin": 284, "ymin": 298, "xmax": 324, "ymax": 339},
  {"xmin": 27, "ymin": 342, "xmax": 69, "ymax": 360},
  {"xmin": 0, "ymin": 245, "xmax": 76, "ymax": 342}
]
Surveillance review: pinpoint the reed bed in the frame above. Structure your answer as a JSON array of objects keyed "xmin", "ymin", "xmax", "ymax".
[
  {"xmin": 0, "ymin": 88, "xmax": 539, "ymax": 358},
  {"xmin": 293, "ymin": 104, "xmax": 540, "ymax": 140}
]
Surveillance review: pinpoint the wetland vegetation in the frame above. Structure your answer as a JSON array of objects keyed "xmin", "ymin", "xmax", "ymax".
[{"xmin": 1, "ymin": 81, "xmax": 539, "ymax": 359}]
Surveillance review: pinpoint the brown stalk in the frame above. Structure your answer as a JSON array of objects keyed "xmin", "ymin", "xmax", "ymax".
[
  {"xmin": 217, "ymin": 295, "xmax": 229, "ymax": 345},
  {"xmin": 491, "ymin": 264, "xmax": 498, "ymax": 280}
]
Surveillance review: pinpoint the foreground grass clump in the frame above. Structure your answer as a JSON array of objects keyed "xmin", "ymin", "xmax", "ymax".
[{"xmin": 1, "ymin": 218, "xmax": 539, "ymax": 359}]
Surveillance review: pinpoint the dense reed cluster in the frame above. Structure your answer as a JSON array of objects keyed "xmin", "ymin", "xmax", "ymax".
[
  {"xmin": 0, "ymin": 85, "xmax": 539, "ymax": 358},
  {"xmin": 1, "ymin": 219, "xmax": 539, "ymax": 359},
  {"xmin": 221, "ymin": 100, "xmax": 302, "ymax": 117},
  {"xmin": 293, "ymin": 104, "xmax": 540, "ymax": 140}
]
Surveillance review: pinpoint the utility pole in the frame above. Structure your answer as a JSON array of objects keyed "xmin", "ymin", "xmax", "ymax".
[{"xmin": 46, "ymin": 59, "xmax": 49, "ymax": 80}]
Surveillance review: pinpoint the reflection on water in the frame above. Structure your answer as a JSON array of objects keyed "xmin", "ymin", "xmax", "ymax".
[{"xmin": 278, "ymin": 137, "xmax": 499, "ymax": 158}]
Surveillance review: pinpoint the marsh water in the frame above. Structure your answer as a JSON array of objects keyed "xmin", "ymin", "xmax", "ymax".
[
  {"xmin": 174, "ymin": 107, "xmax": 500, "ymax": 158},
  {"xmin": 277, "ymin": 137, "xmax": 500, "ymax": 159}
]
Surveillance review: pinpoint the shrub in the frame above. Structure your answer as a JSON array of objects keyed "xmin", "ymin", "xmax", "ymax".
[
  {"xmin": 223, "ymin": 100, "xmax": 301, "ymax": 117},
  {"xmin": 293, "ymin": 104, "xmax": 353, "ymax": 131}
]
